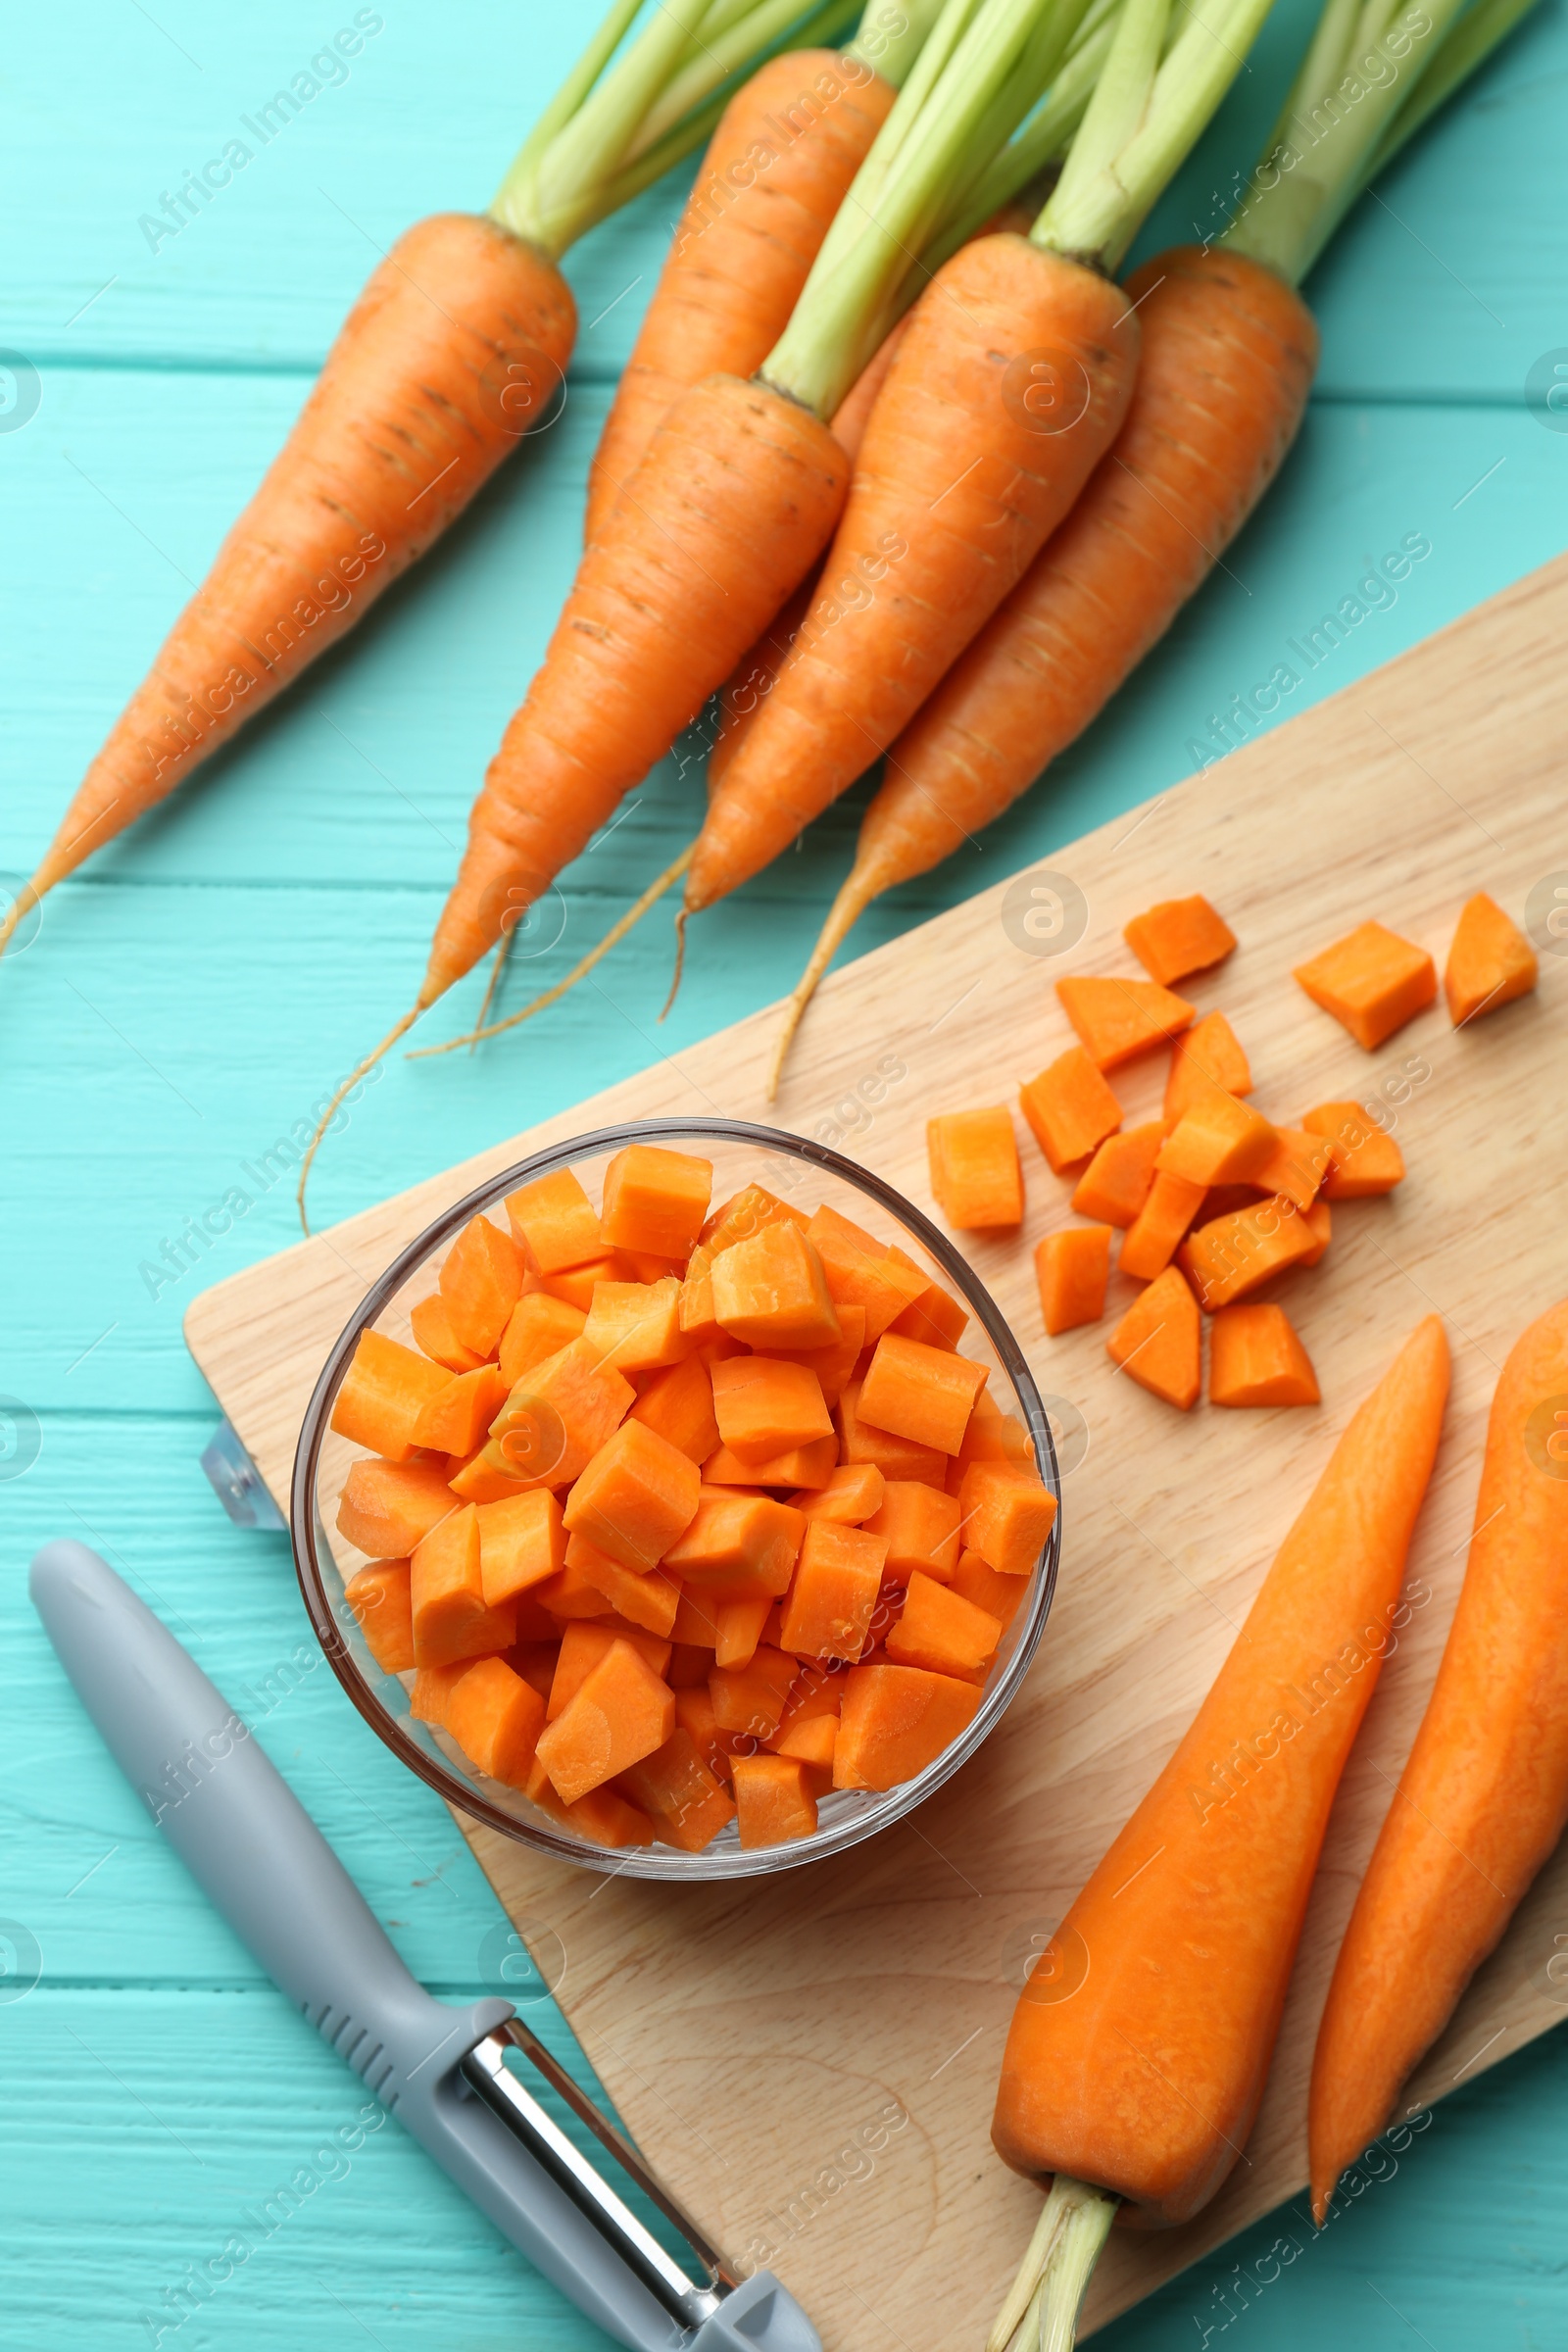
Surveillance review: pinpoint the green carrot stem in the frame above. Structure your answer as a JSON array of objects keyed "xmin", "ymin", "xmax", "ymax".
[
  {"xmin": 529, "ymin": 0, "xmax": 714, "ymax": 237},
  {"xmin": 627, "ymin": 0, "xmax": 859, "ymax": 158},
  {"xmin": 849, "ymin": 0, "xmax": 960, "ymax": 82},
  {"xmin": 1367, "ymin": 0, "xmax": 1542, "ymax": 173}
]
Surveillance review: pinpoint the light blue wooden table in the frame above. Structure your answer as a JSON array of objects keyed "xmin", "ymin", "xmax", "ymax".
[{"xmin": 4, "ymin": 3, "xmax": 1566, "ymax": 2344}]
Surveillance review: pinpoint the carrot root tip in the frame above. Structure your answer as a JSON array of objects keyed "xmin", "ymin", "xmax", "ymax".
[
  {"xmin": 296, "ymin": 1006, "xmax": 419, "ymax": 1236},
  {"xmin": 661, "ymin": 909, "xmax": 689, "ymax": 1023}
]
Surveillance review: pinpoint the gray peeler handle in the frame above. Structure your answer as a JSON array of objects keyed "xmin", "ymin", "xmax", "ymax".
[{"xmin": 27, "ymin": 1539, "xmax": 742, "ymax": 2352}]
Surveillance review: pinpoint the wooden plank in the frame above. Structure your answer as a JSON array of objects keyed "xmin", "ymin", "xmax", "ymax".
[{"xmin": 184, "ymin": 555, "xmax": 1568, "ymax": 2339}]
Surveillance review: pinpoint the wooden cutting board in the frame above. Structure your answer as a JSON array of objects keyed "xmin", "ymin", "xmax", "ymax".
[{"xmin": 185, "ymin": 554, "xmax": 1568, "ymax": 2343}]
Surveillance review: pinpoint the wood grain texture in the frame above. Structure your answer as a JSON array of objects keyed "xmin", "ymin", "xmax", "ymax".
[{"xmin": 185, "ymin": 555, "xmax": 1568, "ymax": 2342}]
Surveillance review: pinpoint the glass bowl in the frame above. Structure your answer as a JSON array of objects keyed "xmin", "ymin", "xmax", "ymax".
[{"xmin": 292, "ymin": 1117, "xmax": 1060, "ymax": 1877}]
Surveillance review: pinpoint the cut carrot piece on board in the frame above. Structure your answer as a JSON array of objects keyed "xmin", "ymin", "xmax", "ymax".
[
  {"xmin": 483, "ymin": 1338, "xmax": 634, "ymax": 1490},
  {"xmin": 1163, "ymin": 1010, "xmax": 1251, "ymax": 1125},
  {"xmin": 1106, "ymin": 1267, "xmax": 1201, "ymax": 1410},
  {"xmin": 563, "ymin": 1418, "xmax": 700, "ymax": 1573},
  {"xmin": 958, "ymin": 1460, "xmax": 1057, "ymax": 1578},
  {"xmin": 1209, "ymin": 1303, "xmax": 1320, "ymax": 1407},
  {"xmin": 1156, "ymin": 1093, "xmax": 1277, "ymax": 1187},
  {"xmin": 867, "ymin": 1480, "xmax": 962, "ymax": 1583},
  {"xmin": 1071, "ymin": 1123, "xmax": 1164, "ymax": 1228},
  {"xmin": 710, "ymin": 1220, "xmax": 840, "ymax": 1349},
  {"xmin": 793, "ymin": 1461, "xmax": 886, "ymax": 1525},
  {"xmin": 1293, "ymin": 919, "xmax": 1436, "ymax": 1050},
  {"xmin": 336, "ymin": 1457, "xmax": 456, "ymax": 1560},
  {"xmin": 628, "ymin": 1354, "xmax": 720, "ymax": 1464},
  {"xmin": 778, "ymin": 1520, "xmax": 888, "ymax": 1661},
  {"xmin": 1444, "ymin": 890, "xmax": 1537, "ymax": 1027},
  {"xmin": 711, "ymin": 1356, "xmax": 833, "ymax": 1461},
  {"xmin": 927, "ymin": 1108, "xmax": 1023, "ymax": 1229},
  {"xmin": 1179, "ymin": 1196, "xmax": 1317, "ymax": 1309},
  {"xmin": 616, "ymin": 1730, "xmax": 736, "ymax": 1852},
  {"xmin": 533, "ymin": 1638, "xmax": 675, "ymax": 1805},
  {"xmin": 1056, "ymin": 976, "xmax": 1195, "ymax": 1069},
  {"xmin": 330, "ymin": 1330, "xmax": 454, "ymax": 1464},
  {"xmin": 1019, "ymin": 1049, "xmax": 1122, "ymax": 1174},
  {"xmin": 858, "ymin": 1333, "xmax": 988, "ymax": 1455},
  {"xmin": 499, "ymin": 1294, "xmax": 587, "ymax": 1388},
  {"xmin": 885, "ymin": 1570, "xmax": 1001, "ymax": 1679},
  {"xmin": 838, "ymin": 1380, "xmax": 948, "ymax": 1486},
  {"xmin": 410, "ymin": 1661, "xmax": 470, "ymax": 1730},
  {"xmin": 412, "ymin": 1362, "xmax": 508, "ymax": 1458},
  {"xmin": 1119, "ymin": 1171, "xmax": 1206, "ymax": 1282},
  {"xmin": 710, "ymin": 1644, "xmax": 798, "ymax": 1740},
  {"xmin": 581, "ymin": 1277, "xmax": 686, "ymax": 1371},
  {"xmin": 834, "ymin": 1663, "xmax": 981, "ymax": 1790},
  {"xmin": 1035, "ymin": 1226, "xmax": 1111, "ymax": 1336},
  {"xmin": 1299, "ymin": 1198, "xmax": 1332, "ymax": 1267},
  {"xmin": 951, "ymin": 1548, "xmax": 1027, "ymax": 1629},
  {"xmin": 1302, "ymin": 1102, "xmax": 1406, "ymax": 1199},
  {"xmin": 766, "ymin": 1303, "xmax": 866, "ymax": 1408},
  {"xmin": 447, "ymin": 1656, "xmax": 546, "ymax": 1788},
  {"xmin": 547, "ymin": 1621, "xmax": 670, "ymax": 1721},
  {"xmin": 504, "ymin": 1168, "xmax": 603, "ymax": 1273},
  {"xmin": 733, "ymin": 1752, "xmax": 818, "ymax": 1846},
  {"xmin": 410, "ymin": 1294, "xmax": 485, "ymax": 1374},
  {"xmin": 1123, "ymin": 895, "xmax": 1236, "ymax": 986},
  {"xmin": 476, "ymin": 1489, "xmax": 566, "ymax": 1606},
  {"xmin": 345, "ymin": 1561, "xmax": 416, "ymax": 1675},
  {"xmin": 807, "ymin": 1206, "xmax": 928, "ymax": 1339},
  {"xmin": 704, "ymin": 1434, "xmax": 839, "ymax": 1489},
  {"xmin": 439, "ymin": 1213, "xmax": 522, "ymax": 1356},
  {"xmin": 1249, "ymin": 1125, "xmax": 1332, "ymax": 1213},
  {"xmin": 664, "ymin": 1493, "xmax": 804, "ymax": 1596},
  {"xmin": 600, "ymin": 1144, "xmax": 711, "ymax": 1259}
]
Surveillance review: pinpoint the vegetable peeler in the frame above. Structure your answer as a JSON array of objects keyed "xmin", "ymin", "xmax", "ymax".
[{"xmin": 30, "ymin": 1539, "xmax": 821, "ymax": 2352}]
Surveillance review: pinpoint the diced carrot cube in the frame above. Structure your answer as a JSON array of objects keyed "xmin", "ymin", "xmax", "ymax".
[
  {"xmin": 524, "ymin": 1753, "xmax": 656, "ymax": 1847},
  {"xmin": 1163, "ymin": 1009, "xmax": 1252, "ymax": 1125},
  {"xmin": 1056, "ymin": 975, "xmax": 1195, "ymax": 1070},
  {"xmin": 531, "ymin": 1556, "xmax": 612, "ymax": 1619},
  {"xmin": 447, "ymin": 1447, "xmax": 544, "ymax": 1506},
  {"xmin": 562, "ymin": 1532, "xmax": 682, "ymax": 1635},
  {"xmin": 711, "ymin": 1357, "xmax": 833, "ymax": 1462},
  {"xmin": 336, "ymin": 1457, "xmax": 456, "ymax": 1559},
  {"xmin": 476, "ymin": 1489, "xmax": 566, "ymax": 1606},
  {"xmin": 838, "ymin": 1380, "xmax": 948, "ymax": 1486},
  {"xmin": 951, "ymin": 1548, "xmax": 1027, "ymax": 1628},
  {"xmin": 533, "ymin": 1638, "xmax": 675, "ymax": 1804},
  {"xmin": 1209, "ymin": 1303, "xmax": 1320, "ymax": 1407},
  {"xmin": 409, "ymin": 1661, "xmax": 470, "ymax": 1728},
  {"xmin": 1070, "ymin": 1123, "xmax": 1164, "ymax": 1228},
  {"xmin": 885, "ymin": 1570, "xmax": 1002, "ymax": 1679},
  {"xmin": 439, "ymin": 1214, "xmax": 523, "ymax": 1358},
  {"xmin": 1294, "ymin": 919, "xmax": 1437, "ymax": 1051},
  {"xmin": 669, "ymin": 1587, "xmax": 721, "ymax": 1649},
  {"xmin": 345, "ymin": 1561, "xmax": 416, "ymax": 1674},
  {"xmin": 793, "ymin": 1463, "xmax": 887, "ymax": 1525},
  {"xmin": 446, "ymin": 1656, "xmax": 546, "ymax": 1788},
  {"xmin": 764, "ymin": 1303, "xmax": 866, "ymax": 1406},
  {"xmin": 330, "ymin": 1329, "xmax": 454, "ymax": 1463},
  {"xmin": 767, "ymin": 1662, "xmax": 845, "ymax": 1743},
  {"xmin": 582, "ymin": 1277, "xmax": 686, "ymax": 1372},
  {"xmin": 498, "ymin": 1294, "xmax": 586, "ymax": 1387},
  {"xmin": 866, "ymin": 1480, "xmax": 962, "ymax": 1582},
  {"xmin": 1119, "ymin": 1170, "xmax": 1206, "ymax": 1281},
  {"xmin": 1019, "ymin": 1048, "xmax": 1123, "ymax": 1174},
  {"xmin": 704, "ymin": 1434, "xmax": 840, "ymax": 1489},
  {"xmin": 547, "ymin": 1620, "xmax": 672, "ymax": 1719},
  {"xmin": 710, "ymin": 1644, "xmax": 798, "ymax": 1740},
  {"xmin": 1124, "ymin": 894, "xmax": 1236, "ymax": 986},
  {"xmin": 616, "ymin": 1729, "xmax": 736, "ymax": 1852},
  {"xmin": 732, "ymin": 1753, "xmax": 818, "ymax": 1846},
  {"xmin": 600, "ymin": 1145, "xmax": 712, "ymax": 1260},
  {"xmin": 1249, "ymin": 1125, "xmax": 1332, "ymax": 1213},
  {"xmin": 778, "ymin": 1521, "xmax": 888, "ymax": 1661},
  {"xmin": 673, "ymin": 1685, "xmax": 742, "ymax": 1786},
  {"xmin": 713, "ymin": 1593, "xmax": 772, "ymax": 1669},
  {"xmin": 957, "ymin": 1459, "xmax": 1058, "ymax": 1576},
  {"xmin": 833, "ymin": 1662, "xmax": 981, "ymax": 1789},
  {"xmin": 710, "ymin": 1220, "xmax": 841, "ymax": 1349},
  {"xmin": 1034, "ymin": 1225, "xmax": 1111, "ymax": 1337},
  {"xmin": 506, "ymin": 1641, "xmax": 561, "ymax": 1702},
  {"xmin": 1299, "ymin": 1197, "xmax": 1332, "ymax": 1267},
  {"xmin": 504, "ymin": 1168, "xmax": 604, "ymax": 1273},
  {"xmin": 805, "ymin": 1206, "xmax": 927, "ymax": 1340},
  {"xmin": 1156, "ymin": 1092, "xmax": 1277, "ymax": 1188},
  {"xmin": 413, "ymin": 1504, "xmax": 514, "ymax": 1666},
  {"xmin": 771, "ymin": 1712, "xmax": 838, "ymax": 1778},
  {"xmin": 951, "ymin": 1389, "xmax": 1035, "ymax": 1475},
  {"xmin": 627, "ymin": 1354, "xmax": 719, "ymax": 1466},
  {"xmin": 412, "ymin": 1362, "xmax": 509, "ymax": 1457},
  {"xmin": 540, "ymin": 1254, "xmax": 627, "ymax": 1312},
  {"xmin": 410, "ymin": 1293, "xmax": 485, "ymax": 1374},
  {"xmin": 887, "ymin": 1263, "xmax": 968, "ymax": 1352},
  {"xmin": 857, "ymin": 1332, "xmax": 988, "ymax": 1455},
  {"xmin": 663, "ymin": 1494, "xmax": 805, "ymax": 1596},
  {"xmin": 481, "ymin": 1337, "xmax": 634, "ymax": 1490},
  {"xmin": 927, "ymin": 1107, "xmax": 1023, "ymax": 1229},
  {"xmin": 1179, "ymin": 1195, "xmax": 1318, "ymax": 1309},
  {"xmin": 1106, "ymin": 1267, "xmax": 1202, "ymax": 1409},
  {"xmin": 1445, "ymin": 891, "xmax": 1537, "ymax": 1026},
  {"xmin": 701, "ymin": 1184, "xmax": 807, "ymax": 1252},
  {"xmin": 562, "ymin": 1418, "xmax": 700, "ymax": 1572},
  {"xmin": 1302, "ymin": 1102, "xmax": 1407, "ymax": 1199}
]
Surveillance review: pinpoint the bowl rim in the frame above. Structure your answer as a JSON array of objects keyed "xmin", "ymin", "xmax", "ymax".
[{"xmin": 291, "ymin": 1114, "xmax": 1060, "ymax": 1876}]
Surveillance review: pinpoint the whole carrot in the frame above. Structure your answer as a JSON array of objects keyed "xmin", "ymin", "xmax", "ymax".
[
  {"xmin": 989, "ymin": 1316, "xmax": 1449, "ymax": 2346},
  {"xmin": 1309, "ymin": 1298, "xmax": 1568, "ymax": 2222}
]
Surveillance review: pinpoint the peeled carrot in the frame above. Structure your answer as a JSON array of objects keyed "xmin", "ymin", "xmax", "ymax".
[
  {"xmin": 1309, "ymin": 1298, "xmax": 1568, "ymax": 2220},
  {"xmin": 988, "ymin": 1316, "xmax": 1448, "ymax": 2343}
]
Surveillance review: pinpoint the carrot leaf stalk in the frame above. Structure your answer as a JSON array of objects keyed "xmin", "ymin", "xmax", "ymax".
[{"xmin": 987, "ymin": 2175, "xmax": 1119, "ymax": 2352}]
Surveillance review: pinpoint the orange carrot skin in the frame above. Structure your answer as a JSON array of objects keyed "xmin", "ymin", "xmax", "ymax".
[
  {"xmin": 686, "ymin": 236, "xmax": 1139, "ymax": 911},
  {"xmin": 425, "ymin": 375, "xmax": 846, "ymax": 1002},
  {"xmin": 992, "ymin": 1316, "xmax": 1449, "ymax": 2227},
  {"xmin": 841, "ymin": 248, "xmax": 1317, "ymax": 917},
  {"xmin": 29, "ymin": 216, "xmax": 574, "ymax": 908},
  {"xmin": 1309, "ymin": 1298, "xmax": 1568, "ymax": 2220},
  {"xmin": 584, "ymin": 50, "xmax": 895, "ymax": 543}
]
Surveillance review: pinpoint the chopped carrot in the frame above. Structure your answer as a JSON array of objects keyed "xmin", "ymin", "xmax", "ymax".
[
  {"xmin": 663, "ymin": 1492, "xmax": 804, "ymax": 1596},
  {"xmin": 581, "ymin": 1277, "xmax": 686, "ymax": 1371},
  {"xmin": 951, "ymin": 1548, "xmax": 1028, "ymax": 1628},
  {"xmin": 710, "ymin": 1644, "xmax": 798, "ymax": 1740},
  {"xmin": 627, "ymin": 1354, "xmax": 720, "ymax": 1463},
  {"xmin": 345, "ymin": 1561, "xmax": 416, "ymax": 1674},
  {"xmin": 1070, "ymin": 1122, "xmax": 1164, "ymax": 1228},
  {"xmin": 482, "ymin": 1337, "xmax": 634, "ymax": 1490},
  {"xmin": 958, "ymin": 1459, "xmax": 1058, "ymax": 1576},
  {"xmin": 563, "ymin": 1417, "xmax": 700, "ymax": 1573},
  {"xmin": 927, "ymin": 1107, "xmax": 1024, "ymax": 1229},
  {"xmin": 533, "ymin": 1637, "xmax": 675, "ymax": 1805},
  {"xmin": 710, "ymin": 1219, "xmax": 841, "ymax": 1349},
  {"xmin": 669, "ymin": 1586, "xmax": 721, "ymax": 1649},
  {"xmin": 704, "ymin": 1433, "xmax": 840, "ymax": 1489},
  {"xmin": 409, "ymin": 1661, "xmax": 471, "ymax": 1729},
  {"xmin": 792, "ymin": 1462, "xmax": 886, "ymax": 1525},
  {"xmin": 779, "ymin": 1520, "xmax": 888, "ymax": 1660},
  {"xmin": 447, "ymin": 1656, "xmax": 546, "ymax": 1788},
  {"xmin": 600, "ymin": 1144, "xmax": 712, "ymax": 1259},
  {"xmin": 713, "ymin": 1593, "xmax": 773, "ymax": 1670},
  {"xmin": 771, "ymin": 1712, "xmax": 838, "ymax": 1779},
  {"xmin": 1119, "ymin": 1170, "xmax": 1206, "ymax": 1282},
  {"xmin": 1249, "ymin": 1125, "xmax": 1332, "ymax": 1213},
  {"xmin": 1056, "ymin": 976, "xmax": 1195, "ymax": 1070},
  {"xmin": 1163, "ymin": 1009, "xmax": 1251, "ymax": 1125},
  {"xmin": 1106, "ymin": 1267, "xmax": 1201, "ymax": 1410},
  {"xmin": 951, "ymin": 1390, "xmax": 1035, "ymax": 1479},
  {"xmin": 505, "ymin": 1167, "xmax": 604, "ymax": 1272},
  {"xmin": 616, "ymin": 1729, "xmax": 736, "ymax": 1852},
  {"xmin": 833, "ymin": 1662, "xmax": 982, "ymax": 1789},
  {"xmin": 766, "ymin": 1303, "xmax": 866, "ymax": 1407},
  {"xmin": 888, "ymin": 1267, "xmax": 968, "ymax": 1352},
  {"xmin": 1019, "ymin": 1048, "xmax": 1123, "ymax": 1174},
  {"xmin": 806, "ymin": 1206, "xmax": 928, "ymax": 1338},
  {"xmin": 336, "ymin": 1456, "xmax": 456, "ymax": 1560},
  {"xmin": 733, "ymin": 1752, "xmax": 818, "ymax": 1846},
  {"xmin": 412, "ymin": 1505, "xmax": 518, "ymax": 1667},
  {"xmin": 1299, "ymin": 1198, "xmax": 1332, "ymax": 1267},
  {"xmin": 412, "ymin": 1361, "xmax": 509, "ymax": 1458},
  {"xmin": 498, "ymin": 1293, "xmax": 586, "ymax": 1388},
  {"xmin": 476, "ymin": 1489, "xmax": 566, "ymax": 1606},
  {"xmin": 711, "ymin": 1355, "xmax": 833, "ymax": 1461},
  {"xmin": 885, "ymin": 1569, "xmax": 1002, "ymax": 1679},
  {"xmin": 1302, "ymin": 1102, "xmax": 1406, "ymax": 1199},
  {"xmin": 1293, "ymin": 919, "xmax": 1436, "ymax": 1051},
  {"xmin": 1123, "ymin": 895, "xmax": 1236, "ymax": 986},
  {"xmin": 866, "ymin": 1480, "xmax": 962, "ymax": 1583},
  {"xmin": 838, "ymin": 1379, "xmax": 949, "ymax": 1486},
  {"xmin": 539, "ymin": 1253, "xmax": 624, "ymax": 1312},
  {"xmin": 672, "ymin": 1685, "xmax": 741, "ymax": 1787},
  {"xmin": 562, "ymin": 1533, "xmax": 682, "ymax": 1636},
  {"xmin": 524, "ymin": 1753, "xmax": 655, "ymax": 1848},
  {"xmin": 1444, "ymin": 890, "xmax": 1537, "ymax": 1026},
  {"xmin": 507, "ymin": 1641, "xmax": 560, "ymax": 1702},
  {"xmin": 531, "ymin": 1556, "xmax": 612, "ymax": 1619},
  {"xmin": 1178, "ymin": 1195, "xmax": 1317, "ymax": 1310},
  {"xmin": 410, "ymin": 1293, "xmax": 485, "ymax": 1374},
  {"xmin": 1156, "ymin": 1093, "xmax": 1277, "ymax": 1187},
  {"xmin": 331, "ymin": 1329, "xmax": 454, "ymax": 1463},
  {"xmin": 858, "ymin": 1332, "xmax": 988, "ymax": 1455},
  {"xmin": 702, "ymin": 1183, "xmax": 807, "ymax": 1253},
  {"xmin": 440, "ymin": 1213, "xmax": 522, "ymax": 1356},
  {"xmin": 1210, "ymin": 1302, "xmax": 1320, "ymax": 1407},
  {"xmin": 547, "ymin": 1620, "xmax": 671, "ymax": 1720},
  {"xmin": 1035, "ymin": 1226, "xmax": 1111, "ymax": 1336}
]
